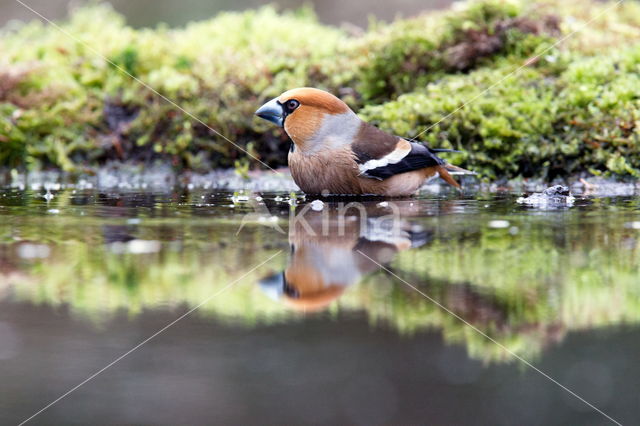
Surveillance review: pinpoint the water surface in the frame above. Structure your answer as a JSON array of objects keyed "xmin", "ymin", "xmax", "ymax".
[{"xmin": 1, "ymin": 184, "xmax": 639, "ymax": 425}]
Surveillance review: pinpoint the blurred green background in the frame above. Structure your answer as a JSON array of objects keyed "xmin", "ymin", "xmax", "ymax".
[{"xmin": 0, "ymin": 0, "xmax": 450, "ymax": 27}]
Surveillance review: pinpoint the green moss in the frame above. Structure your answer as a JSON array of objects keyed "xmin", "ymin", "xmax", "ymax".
[
  {"xmin": 2, "ymin": 0, "xmax": 640, "ymax": 179},
  {"xmin": 346, "ymin": 0, "xmax": 558, "ymax": 101},
  {"xmin": 0, "ymin": 4, "xmax": 346, "ymax": 171},
  {"xmin": 362, "ymin": 41, "xmax": 640, "ymax": 179}
]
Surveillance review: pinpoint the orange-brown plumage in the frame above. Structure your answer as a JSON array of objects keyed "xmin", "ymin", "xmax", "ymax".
[
  {"xmin": 278, "ymin": 88, "xmax": 349, "ymax": 115},
  {"xmin": 255, "ymin": 87, "xmax": 472, "ymax": 196},
  {"xmin": 258, "ymin": 208, "xmax": 426, "ymax": 312}
]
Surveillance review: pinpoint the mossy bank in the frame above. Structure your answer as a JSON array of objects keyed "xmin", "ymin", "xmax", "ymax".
[{"xmin": 2, "ymin": 0, "xmax": 640, "ymax": 180}]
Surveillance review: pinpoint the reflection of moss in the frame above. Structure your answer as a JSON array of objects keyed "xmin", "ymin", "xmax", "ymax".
[
  {"xmin": 353, "ymin": 218, "xmax": 640, "ymax": 361},
  {"xmin": 2, "ymin": 206, "xmax": 640, "ymax": 363},
  {"xmin": 3, "ymin": 0, "xmax": 640, "ymax": 178},
  {"xmin": 20, "ymin": 243, "xmax": 288, "ymax": 322}
]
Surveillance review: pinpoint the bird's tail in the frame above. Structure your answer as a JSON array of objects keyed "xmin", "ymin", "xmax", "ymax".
[
  {"xmin": 443, "ymin": 163, "xmax": 476, "ymax": 176},
  {"xmin": 436, "ymin": 166, "xmax": 461, "ymax": 189},
  {"xmin": 429, "ymin": 148, "xmax": 462, "ymax": 154},
  {"xmin": 436, "ymin": 164, "xmax": 476, "ymax": 190}
]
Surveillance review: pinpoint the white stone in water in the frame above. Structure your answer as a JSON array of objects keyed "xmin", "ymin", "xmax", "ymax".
[
  {"xmin": 47, "ymin": 209, "xmax": 60, "ymax": 214},
  {"xmin": 625, "ymin": 222, "xmax": 640, "ymax": 230},
  {"xmin": 17, "ymin": 243, "xmax": 50, "ymax": 259},
  {"xmin": 310, "ymin": 199, "xmax": 324, "ymax": 211},
  {"xmin": 488, "ymin": 220, "xmax": 510, "ymax": 229},
  {"xmin": 517, "ymin": 194, "xmax": 576, "ymax": 206},
  {"xmin": 378, "ymin": 201, "xmax": 389, "ymax": 208},
  {"xmin": 517, "ymin": 186, "xmax": 575, "ymax": 207},
  {"xmin": 274, "ymin": 196, "xmax": 284, "ymax": 202},
  {"xmin": 43, "ymin": 190, "xmax": 54, "ymax": 202},
  {"xmin": 231, "ymin": 195, "xmax": 250, "ymax": 203},
  {"xmin": 128, "ymin": 240, "xmax": 161, "ymax": 254},
  {"xmin": 111, "ymin": 239, "xmax": 161, "ymax": 254}
]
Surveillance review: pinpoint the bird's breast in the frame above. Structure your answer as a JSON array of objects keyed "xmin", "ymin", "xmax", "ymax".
[{"xmin": 288, "ymin": 147, "xmax": 363, "ymax": 194}]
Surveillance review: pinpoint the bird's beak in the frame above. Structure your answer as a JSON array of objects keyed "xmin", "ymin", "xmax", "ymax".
[
  {"xmin": 258, "ymin": 271, "xmax": 285, "ymax": 300},
  {"xmin": 255, "ymin": 98, "xmax": 284, "ymax": 127}
]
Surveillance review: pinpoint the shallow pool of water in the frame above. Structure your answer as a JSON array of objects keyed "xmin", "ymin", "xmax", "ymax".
[{"xmin": 1, "ymin": 184, "xmax": 639, "ymax": 425}]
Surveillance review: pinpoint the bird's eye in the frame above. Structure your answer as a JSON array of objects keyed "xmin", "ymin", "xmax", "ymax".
[
  {"xmin": 285, "ymin": 99, "xmax": 300, "ymax": 112},
  {"xmin": 283, "ymin": 281, "xmax": 300, "ymax": 299}
]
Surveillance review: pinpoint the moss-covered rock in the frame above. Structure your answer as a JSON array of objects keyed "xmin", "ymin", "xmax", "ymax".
[
  {"xmin": 0, "ymin": 5, "xmax": 346, "ymax": 171},
  {"xmin": 361, "ymin": 43, "xmax": 640, "ymax": 179},
  {"xmin": 2, "ymin": 0, "xmax": 640, "ymax": 179},
  {"xmin": 342, "ymin": 0, "xmax": 560, "ymax": 102}
]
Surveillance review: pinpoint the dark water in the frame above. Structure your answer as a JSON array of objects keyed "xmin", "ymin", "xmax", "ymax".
[{"xmin": 1, "ymin": 184, "xmax": 639, "ymax": 425}]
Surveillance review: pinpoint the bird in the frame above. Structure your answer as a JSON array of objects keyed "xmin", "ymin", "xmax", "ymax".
[
  {"xmin": 255, "ymin": 87, "xmax": 472, "ymax": 196},
  {"xmin": 259, "ymin": 205, "xmax": 430, "ymax": 311}
]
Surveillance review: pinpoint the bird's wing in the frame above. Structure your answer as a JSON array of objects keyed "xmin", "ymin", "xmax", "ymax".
[{"xmin": 351, "ymin": 123, "xmax": 445, "ymax": 180}]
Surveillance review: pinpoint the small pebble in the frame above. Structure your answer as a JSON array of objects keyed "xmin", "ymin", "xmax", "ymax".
[
  {"xmin": 310, "ymin": 199, "xmax": 324, "ymax": 211},
  {"xmin": 488, "ymin": 220, "xmax": 510, "ymax": 229},
  {"xmin": 231, "ymin": 194, "xmax": 250, "ymax": 203},
  {"xmin": 17, "ymin": 243, "xmax": 50, "ymax": 259}
]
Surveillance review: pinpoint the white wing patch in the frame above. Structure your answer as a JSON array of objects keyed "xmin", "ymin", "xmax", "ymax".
[{"xmin": 358, "ymin": 139, "xmax": 411, "ymax": 174}]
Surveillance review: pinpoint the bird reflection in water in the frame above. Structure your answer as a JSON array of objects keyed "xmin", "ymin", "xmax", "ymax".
[{"xmin": 259, "ymin": 201, "xmax": 430, "ymax": 311}]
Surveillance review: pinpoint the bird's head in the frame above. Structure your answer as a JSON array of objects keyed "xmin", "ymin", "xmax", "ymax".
[
  {"xmin": 258, "ymin": 269, "xmax": 346, "ymax": 313},
  {"xmin": 255, "ymin": 88, "xmax": 359, "ymax": 152}
]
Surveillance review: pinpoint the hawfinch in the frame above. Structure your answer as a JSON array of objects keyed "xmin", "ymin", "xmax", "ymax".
[
  {"xmin": 259, "ymin": 206, "xmax": 430, "ymax": 311},
  {"xmin": 255, "ymin": 87, "xmax": 470, "ymax": 196}
]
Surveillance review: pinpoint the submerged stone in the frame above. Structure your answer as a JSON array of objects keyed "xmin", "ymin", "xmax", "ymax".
[
  {"xmin": 517, "ymin": 185, "xmax": 575, "ymax": 207},
  {"xmin": 517, "ymin": 185, "xmax": 575, "ymax": 206},
  {"xmin": 542, "ymin": 185, "xmax": 571, "ymax": 197}
]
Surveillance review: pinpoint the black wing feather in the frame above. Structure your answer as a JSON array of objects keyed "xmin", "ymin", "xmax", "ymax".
[
  {"xmin": 402, "ymin": 138, "xmax": 461, "ymax": 154},
  {"xmin": 360, "ymin": 142, "xmax": 445, "ymax": 180}
]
